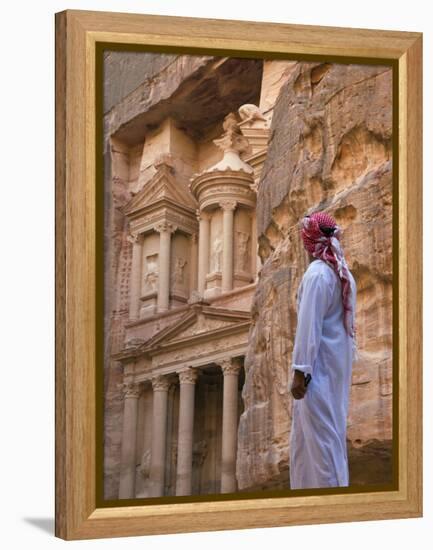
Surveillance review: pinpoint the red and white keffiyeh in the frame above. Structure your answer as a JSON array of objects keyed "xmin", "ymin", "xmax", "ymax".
[{"xmin": 300, "ymin": 212, "xmax": 357, "ymax": 345}]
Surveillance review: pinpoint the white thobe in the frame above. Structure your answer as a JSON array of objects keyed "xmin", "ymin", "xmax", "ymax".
[{"xmin": 289, "ymin": 258, "xmax": 357, "ymax": 489}]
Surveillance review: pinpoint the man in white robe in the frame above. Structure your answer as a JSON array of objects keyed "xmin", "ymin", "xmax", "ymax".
[{"xmin": 289, "ymin": 211, "xmax": 357, "ymax": 489}]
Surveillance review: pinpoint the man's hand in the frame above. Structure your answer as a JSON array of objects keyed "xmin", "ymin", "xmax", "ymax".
[{"xmin": 291, "ymin": 370, "xmax": 307, "ymax": 400}]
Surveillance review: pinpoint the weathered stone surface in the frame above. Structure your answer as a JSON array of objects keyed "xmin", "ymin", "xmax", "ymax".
[
  {"xmin": 105, "ymin": 55, "xmax": 263, "ymax": 145},
  {"xmin": 104, "ymin": 51, "xmax": 178, "ymax": 113},
  {"xmin": 237, "ymin": 62, "xmax": 393, "ymax": 489},
  {"xmin": 257, "ymin": 62, "xmax": 391, "ymax": 242}
]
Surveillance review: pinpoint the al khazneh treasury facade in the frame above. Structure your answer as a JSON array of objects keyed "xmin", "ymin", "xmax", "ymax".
[{"xmin": 104, "ymin": 53, "xmax": 394, "ymax": 499}]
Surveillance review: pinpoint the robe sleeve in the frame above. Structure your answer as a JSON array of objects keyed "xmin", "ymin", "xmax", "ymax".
[
  {"xmin": 291, "ymin": 270, "xmax": 332, "ymax": 377},
  {"xmin": 350, "ymin": 272, "xmax": 359, "ymax": 361}
]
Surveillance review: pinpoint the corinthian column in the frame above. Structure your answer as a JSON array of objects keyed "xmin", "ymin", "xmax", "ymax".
[
  {"xmin": 127, "ymin": 233, "xmax": 143, "ymax": 320},
  {"xmin": 218, "ymin": 357, "xmax": 242, "ymax": 493},
  {"xmin": 175, "ymin": 367, "xmax": 198, "ymax": 495},
  {"xmin": 155, "ymin": 221, "xmax": 177, "ymax": 313},
  {"xmin": 196, "ymin": 210, "xmax": 211, "ymax": 295},
  {"xmin": 249, "ymin": 210, "xmax": 259, "ymax": 279},
  {"xmin": 149, "ymin": 374, "xmax": 171, "ymax": 497},
  {"xmin": 119, "ymin": 381, "xmax": 142, "ymax": 499},
  {"xmin": 220, "ymin": 200, "xmax": 237, "ymax": 292},
  {"xmin": 189, "ymin": 232, "xmax": 198, "ymax": 294}
]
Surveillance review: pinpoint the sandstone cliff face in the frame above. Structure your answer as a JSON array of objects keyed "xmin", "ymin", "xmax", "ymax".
[
  {"xmin": 237, "ymin": 62, "xmax": 393, "ymax": 489},
  {"xmin": 104, "ymin": 51, "xmax": 178, "ymax": 113}
]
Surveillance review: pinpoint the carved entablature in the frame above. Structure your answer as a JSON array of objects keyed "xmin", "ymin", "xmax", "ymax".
[
  {"xmin": 120, "ymin": 304, "xmax": 251, "ymax": 378},
  {"xmin": 154, "ymin": 335, "xmax": 248, "ymax": 374},
  {"xmin": 189, "ymin": 171, "xmax": 256, "ymax": 212},
  {"xmin": 130, "ymin": 210, "xmax": 198, "ymax": 238}
]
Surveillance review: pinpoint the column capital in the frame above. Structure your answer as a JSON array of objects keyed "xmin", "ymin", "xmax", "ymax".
[
  {"xmin": 151, "ymin": 374, "xmax": 172, "ymax": 392},
  {"xmin": 196, "ymin": 209, "xmax": 211, "ymax": 222},
  {"xmin": 127, "ymin": 232, "xmax": 141, "ymax": 244},
  {"xmin": 217, "ymin": 357, "xmax": 242, "ymax": 376},
  {"xmin": 154, "ymin": 221, "xmax": 177, "ymax": 234},
  {"xmin": 140, "ymin": 377, "xmax": 153, "ymax": 387},
  {"xmin": 122, "ymin": 381, "xmax": 142, "ymax": 399},
  {"xmin": 177, "ymin": 366, "xmax": 199, "ymax": 385},
  {"xmin": 219, "ymin": 199, "xmax": 237, "ymax": 212}
]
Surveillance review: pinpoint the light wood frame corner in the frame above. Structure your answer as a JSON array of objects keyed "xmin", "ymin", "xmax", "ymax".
[{"xmin": 55, "ymin": 9, "xmax": 422, "ymax": 540}]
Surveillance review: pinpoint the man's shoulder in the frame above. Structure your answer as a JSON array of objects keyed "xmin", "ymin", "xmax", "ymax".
[
  {"xmin": 304, "ymin": 260, "xmax": 334, "ymax": 281},
  {"xmin": 299, "ymin": 262, "xmax": 329, "ymax": 293}
]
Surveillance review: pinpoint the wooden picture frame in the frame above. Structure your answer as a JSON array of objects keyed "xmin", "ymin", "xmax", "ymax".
[{"xmin": 55, "ymin": 9, "xmax": 422, "ymax": 540}]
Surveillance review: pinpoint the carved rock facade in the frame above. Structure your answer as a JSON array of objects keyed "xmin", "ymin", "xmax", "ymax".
[{"xmin": 104, "ymin": 54, "xmax": 393, "ymax": 499}]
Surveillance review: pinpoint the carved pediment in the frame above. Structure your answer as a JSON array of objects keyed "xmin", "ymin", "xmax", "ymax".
[
  {"xmin": 123, "ymin": 164, "xmax": 197, "ymax": 218},
  {"xmin": 168, "ymin": 316, "xmax": 236, "ymax": 343},
  {"xmin": 141, "ymin": 305, "xmax": 251, "ymax": 352},
  {"xmin": 113, "ymin": 305, "xmax": 252, "ymax": 362}
]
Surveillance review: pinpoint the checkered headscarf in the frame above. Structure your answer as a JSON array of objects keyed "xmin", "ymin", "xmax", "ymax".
[{"xmin": 301, "ymin": 211, "xmax": 356, "ymax": 341}]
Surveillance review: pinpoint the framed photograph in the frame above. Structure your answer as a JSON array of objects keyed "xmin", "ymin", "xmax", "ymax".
[{"xmin": 55, "ymin": 9, "xmax": 422, "ymax": 540}]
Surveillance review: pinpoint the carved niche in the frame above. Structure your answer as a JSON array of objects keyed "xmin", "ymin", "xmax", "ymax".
[
  {"xmin": 143, "ymin": 253, "xmax": 159, "ymax": 293},
  {"xmin": 210, "ymin": 235, "xmax": 223, "ymax": 273},
  {"xmin": 170, "ymin": 255, "xmax": 188, "ymax": 289},
  {"xmin": 234, "ymin": 231, "xmax": 251, "ymax": 273}
]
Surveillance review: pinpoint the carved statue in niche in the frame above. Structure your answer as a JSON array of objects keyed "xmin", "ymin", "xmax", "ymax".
[
  {"xmin": 192, "ymin": 439, "xmax": 208, "ymax": 468},
  {"xmin": 171, "ymin": 256, "xmax": 187, "ymax": 288},
  {"xmin": 143, "ymin": 253, "xmax": 159, "ymax": 292},
  {"xmin": 235, "ymin": 231, "xmax": 251, "ymax": 272},
  {"xmin": 214, "ymin": 112, "xmax": 250, "ymax": 155},
  {"xmin": 139, "ymin": 449, "xmax": 151, "ymax": 479},
  {"xmin": 210, "ymin": 235, "xmax": 223, "ymax": 272}
]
